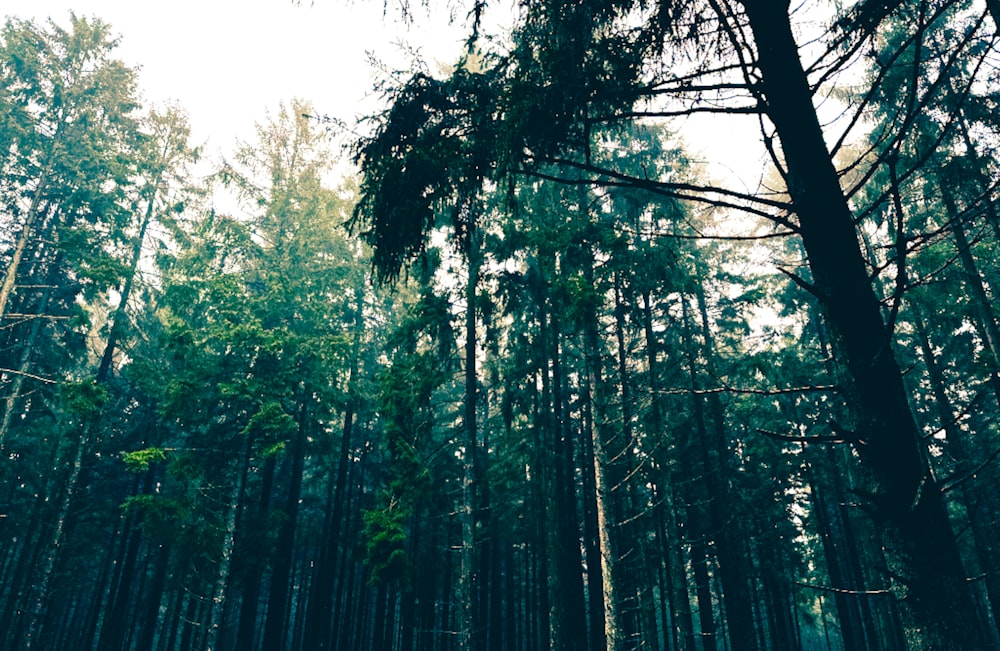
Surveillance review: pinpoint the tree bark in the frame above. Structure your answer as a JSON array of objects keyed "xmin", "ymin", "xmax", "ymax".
[
  {"xmin": 0, "ymin": 152, "xmax": 56, "ymax": 322},
  {"xmin": 693, "ymin": 273, "xmax": 758, "ymax": 651},
  {"xmin": 642, "ymin": 288, "xmax": 695, "ymax": 651},
  {"xmin": 262, "ymin": 399, "xmax": 309, "ymax": 650},
  {"xmin": 581, "ymin": 261, "xmax": 625, "ymax": 651},
  {"xmin": 96, "ymin": 171, "xmax": 162, "ymax": 383},
  {"xmin": 461, "ymin": 221, "xmax": 484, "ymax": 651},
  {"xmin": 204, "ymin": 442, "xmax": 250, "ymax": 651},
  {"xmin": 739, "ymin": 1, "xmax": 986, "ymax": 646},
  {"xmin": 22, "ymin": 423, "xmax": 90, "ymax": 651},
  {"xmin": 939, "ymin": 179, "xmax": 1000, "ymax": 407}
]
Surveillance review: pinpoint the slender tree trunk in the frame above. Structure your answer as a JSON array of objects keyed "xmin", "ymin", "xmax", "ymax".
[
  {"xmin": 532, "ymin": 289, "xmax": 554, "ymax": 650},
  {"xmin": 580, "ymin": 264, "xmax": 625, "ymax": 651},
  {"xmin": 805, "ymin": 461, "xmax": 872, "ymax": 651},
  {"xmin": 235, "ymin": 454, "xmax": 276, "ymax": 649},
  {"xmin": 940, "ymin": 180, "xmax": 1000, "ymax": 407},
  {"xmin": 97, "ymin": 467, "xmax": 156, "ymax": 651},
  {"xmin": 581, "ymin": 377, "xmax": 610, "ymax": 651},
  {"xmin": 740, "ymin": 2, "xmax": 985, "ymax": 646},
  {"xmin": 307, "ymin": 287, "xmax": 365, "ymax": 649},
  {"xmin": 680, "ymin": 298, "xmax": 719, "ymax": 651},
  {"xmin": 461, "ymin": 222, "xmax": 483, "ymax": 651},
  {"xmin": 611, "ymin": 273, "xmax": 641, "ymax": 646},
  {"xmin": 912, "ymin": 306, "xmax": 1000, "ymax": 640},
  {"xmin": 134, "ymin": 542, "xmax": 171, "ymax": 651},
  {"xmin": 205, "ymin": 442, "xmax": 250, "ymax": 651},
  {"xmin": 549, "ymin": 308, "xmax": 589, "ymax": 651},
  {"xmin": 262, "ymin": 399, "xmax": 309, "ymax": 650},
  {"xmin": 956, "ymin": 120, "xmax": 1000, "ymax": 241},
  {"xmin": 96, "ymin": 173, "xmax": 161, "ymax": 383},
  {"xmin": 0, "ymin": 153, "xmax": 56, "ymax": 322},
  {"xmin": 22, "ymin": 423, "xmax": 91, "ymax": 651},
  {"xmin": 693, "ymin": 275, "xmax": 758, "ymax": 650},
  {"xmin": 3, "ymin": 499, "xmax": 49, "ymax": 646},
  {"xmin": 642, "ymin": 289, "xmax": 695, "ymax": 651},
  {"xmin": 0, "ymin": 285, "xmax": 54, "ymax": 443}
]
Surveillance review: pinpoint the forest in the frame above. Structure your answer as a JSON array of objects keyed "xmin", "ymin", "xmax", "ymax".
[{"xmin": 2, "ymin": 1, "xmax": 1000, "ymax": 649}]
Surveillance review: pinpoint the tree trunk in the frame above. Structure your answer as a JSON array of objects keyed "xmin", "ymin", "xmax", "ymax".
[
  {"xmin": 581, "ymin": 264, "xmax": 625, "ymax": 651},
  {"xmin": 306, "ymin": 287, "xmax": 365, "ymax": 649},
  {"xmin": 235, "ymin": 454, "xmax": 276, "ymax": 650},
  {"xmin": 0, "ymin": 153, "xmax": 56, "ymax": 322},
  {"xmin": 204, "ymin": 441, "xmax": 250, "ymax": 651},
  {"xmin": 549, "ymin": 307, "xmax": 590, "ymax": 650},
  {"xmin": 97, "ymin": 467, "xmax": 155, "ymax": 651},
  {"xmin": 680, "ymin": 298, "xmax": 719, "ymax": 651},
  {"xmin": 580, "ymin": 376, "xmax": 610, "ymax": 651},
  {"xmin": 739, "ymin": 2, "xmax": 986, "ymax": 646},
  {"xmin": 461, "ymin": 221, "xmax": 483, "ymax": 651},
  {"xmin": 912, "ymin": 306, "xmax": 1000, "ymax": 641},
  {"xmin": 96, "ymin": 172, "xmax": 162, "ymax": 383},
  {"xmin": 642, "ymin": 289, "xmax": 695, "ymax": 651},
  {"xmin": 22, "ymin": 423, "xmax": 91, "ymax": 651},
  {"xmin": 939, "ymin": 179, "xmax": 1000, "ymax": 407},
  {"xmin": 134, "ymin": 541, "xmax": 171, "ymax": 651},
  {"xmin": 0, "ymin": 285, "xmax": 54, "ymax": 444},
  {"xmin": 262, "ymin": 399, "xmax": 309, "ymax": 650},
  {"xmin": 693, "ymin": 274, "xmax": 758, "ymax": 650}
]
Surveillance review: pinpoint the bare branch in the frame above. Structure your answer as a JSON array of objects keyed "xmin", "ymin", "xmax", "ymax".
[
  {"xmin": 795, "ymin": 581, "xmax": 894, "ymax": 596},
  {"xmin": 0, "ymin": 368, "xmax": 58, "ymax": 385}
]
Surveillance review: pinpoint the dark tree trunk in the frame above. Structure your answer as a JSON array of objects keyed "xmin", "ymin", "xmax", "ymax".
[
  {"xmin": 235, "ymin": 454, "xmax": 276, "ymax": 650},
  {"xmin": 912, "ymin": 307, "xmax": 1000, "ymax": 642},
  {"xmin": 97, "ymin": 468, "xmax": 154, "ymax": 651},
  {"xmin": 262, "ymin": 399, "xmax": 309, "ymax": 650},
  {"xmin": 307, "ymin": 289, "xmax": 365, "ymax": 650},
  {"xmin": 580, "ymin": 249, "xmax": 626, "ymax": 650},
  {"xmin": 462, "ymin": 222, "xmax": 484, "ymax": 651},
  {"xmin": 805, "ymin": 460, "xmax": 878, "ymax": 651},
  {"xmin": 940, "ymin": 179, "xmax": 1000, "ymax": 408},
  {"xmin": 740, "ymin": 2, "xmax": 986, "ymax": 646},
  {"xmin": 549, "ymin": 309, "xmax": 590, "ymax": 651},
  {"xmin": 532, "ymin": 290, "xmax": 555, "ymax": 650},
  {"xmin": 642, "ymin": 289, "xmax": 695, "ymax": 651},
  {"xmin": 580, "ymin": 377, "xmax": 609, "ymax": 651},
  {"xmin": 693, "ymin": 275, "xmax": 758, "ymax": 651},
  {"xmin": 134, "ymin": 542, "xmax": 171, "ymax": 651}
]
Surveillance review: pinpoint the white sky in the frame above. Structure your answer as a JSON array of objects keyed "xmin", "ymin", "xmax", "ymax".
[
  {"xmin": 4, "ymin": 0, "xmax": 777, "ymax": 193},
  {"xmin": 3, "ymin": 0, "xmax": 473, "ymax": 155}
]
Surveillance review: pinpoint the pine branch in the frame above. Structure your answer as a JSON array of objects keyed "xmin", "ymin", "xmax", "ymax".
[
  {"xmin": 0, "ymin": 368, "xmax": 58, "ymax": 385},
  {"xmin": 776, "ymin": 266, "xmax": 819, "ymax": 298},
  {"xmin": 795, "ymin": 581, "xmax": 894, "ymax": 596},
  {"xmin": 755, "ymin": 428, "xmax": 851, "ymax": 445},
  {"xmin": 657, "ymin": 383, "xmax": 836, "ymax": 397},
  {"xmin": 939, "ymin": 447, "xmax": 1000, "ymax": 494}
]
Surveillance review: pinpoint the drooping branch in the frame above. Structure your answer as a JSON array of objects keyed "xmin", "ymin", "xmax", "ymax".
[{"xmin": 523, "ymin": 155, "xmax": 794, "ymax": 225}]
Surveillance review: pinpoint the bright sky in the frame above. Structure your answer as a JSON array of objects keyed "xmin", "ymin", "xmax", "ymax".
[
  {"xmin": 4, "ymin": 0, "xmax": 775, "ymax": 194},
  {"xmin": 3, "ymin": 0, "xmax": 473, "ymax": 155}
]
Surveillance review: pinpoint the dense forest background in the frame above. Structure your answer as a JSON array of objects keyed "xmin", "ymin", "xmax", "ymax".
[{"xmin": 2, "ymin": 1, "xmax": 1000, "ymax": 650}]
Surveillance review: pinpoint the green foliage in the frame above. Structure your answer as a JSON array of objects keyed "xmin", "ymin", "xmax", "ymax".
[
  {"xmin": 353, "ymin": 68, "xmax": 497, "ymax": 282},
  {"xmin": 121, "ymin": 447, "xmax": 167, "ymax": 473},
  {"xmin": 362, "ymin": 502, "xmax": 412, "ymax": 587},
  {"xmin": 121, "ymin": 494, "xmax": 186, "ymax": 536},
  {"xmin": 503, "ymin": 0, "xmax": 653, "ymax": 164},
  {"xmin": 243, "ymin": 402, "xmax": 296, "ymax": 456},
  {"xmin": 60, "ymin": 380, "xmax": 109, "ymax": 418}
]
